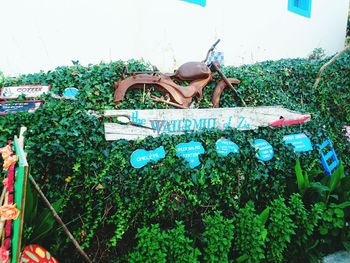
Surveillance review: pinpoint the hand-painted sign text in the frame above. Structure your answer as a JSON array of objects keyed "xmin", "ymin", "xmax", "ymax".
[
  {"xmin": 0, "ymin": 101, "xmax": 43, "ymax": 115},
  {"xmin": 253, "ymin": 139, "xmax": 274, "ymax": 161},
  {"xmin": 216, "ymin": 138, "xmax": 240, "ymax": 157},
  {"xmin": 130, "ymin": 146, "xmax": 166, "ymax": 168},
  {"xmin": 0, "ymin": 85, "xmax": 50, "ymax": 99},
  {"xmin": 283, "ymin": 133, "xmax": 312, "ymax": 152},
  {"xmin": 104, "ymin": 107, "xmax": 311, "ymax": 141},
  {"xmin": 176, "ymin": 141, "xmax": 205, "ymax": 168}
]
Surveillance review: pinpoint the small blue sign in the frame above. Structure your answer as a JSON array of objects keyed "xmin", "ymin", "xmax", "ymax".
[
  {"xmin": 253, "ymin": 139, "xmax": 274, "ymax": 161},
  {"xmin": 130, "ymin": 146, "xmax": 166, "ymax": 169},
  {"xmin": 63, "ymin": 87, "xmax": 79, "ymax": 98},
  {"xmin": 283, "ymin": 133, "xmax": 312, "ymax": 152},
  {"xmin": 176, "ymin": 141, "xmax": 205, "ymax": 168},
  {"xmin": 216, "ymin": 138, "xmax": 240, "ymax": 157}
]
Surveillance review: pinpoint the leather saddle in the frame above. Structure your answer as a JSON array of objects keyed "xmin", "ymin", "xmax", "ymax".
[{"xmin": 166, "ymin": 62, "xmax": 211, "ymax": 81}]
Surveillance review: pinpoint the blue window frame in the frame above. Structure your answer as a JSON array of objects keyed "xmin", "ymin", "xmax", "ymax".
[
  {"xmin": 181, "ymin": 0, "xmax": 206, "ymax": 7},
  {"xmin": 288, "ymin": 0, "xmax": 312, "ymax": 18}
]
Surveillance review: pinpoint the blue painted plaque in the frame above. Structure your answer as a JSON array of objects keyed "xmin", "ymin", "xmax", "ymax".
[
  {"xmin": 63, "ymin": 87, "xmax": 79, "ymax": 98},
  {"xmin": 253, "ymin": 139, "xmax": 274, "ymax": 161},
  {"xmin": 283, "ymin": 133, "xmax": 312, "ymax": 152},
  {"xmin": 130, "ymin": 146, "xmax": 166, "ymax": 169},
  {"xmin": 176, "ymin": 141, "xmax": 205, "ymax": 168},
  {"xmin": 216, "ymin": 138, "xmax": 240, "ymax": 157}
]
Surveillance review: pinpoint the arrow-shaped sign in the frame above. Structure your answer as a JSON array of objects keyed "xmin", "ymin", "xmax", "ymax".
[{"xmin": 104, "ymin": 106, "xmax": 311, "ymax": 141}]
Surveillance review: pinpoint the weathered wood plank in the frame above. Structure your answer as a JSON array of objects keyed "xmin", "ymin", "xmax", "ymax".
[{"xmin": 104, "ymin": 106, "xmax": 311, "ymax": 141}]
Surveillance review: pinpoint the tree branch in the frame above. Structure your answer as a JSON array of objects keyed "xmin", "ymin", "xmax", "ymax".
[{"xmin": 313, "ymin": 44, "xmax": 350, "ymax": 89}]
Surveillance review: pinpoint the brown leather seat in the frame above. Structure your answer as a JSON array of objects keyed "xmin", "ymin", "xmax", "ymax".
[{"xmin": 174, "ymin": 62, "xmax": 210, "ymax": 81}]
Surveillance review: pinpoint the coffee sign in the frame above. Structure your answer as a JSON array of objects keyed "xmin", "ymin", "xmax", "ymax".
[{"xmin": 0, "ymin": 85, "xmax": 50, "ymax": 99}]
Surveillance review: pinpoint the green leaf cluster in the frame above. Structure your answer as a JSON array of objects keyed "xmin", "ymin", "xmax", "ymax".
[
  {"xmin": 129, "ymin": 222, "xmax": 200, "ymax": 263},
  {"xmin": 266, "ymin": 197, "xmax": 296, "ymax": 262},
  {"xmin": 202, "ymin": 211, "xmax": 234, "ymax": 263},
  {"xmin": 233, "ymin": 202, "xmax": 267, "ymax": 262}
]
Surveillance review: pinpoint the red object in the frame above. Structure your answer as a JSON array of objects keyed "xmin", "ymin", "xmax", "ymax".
[
  {"xmin": 4, "ymin": 142, "xmax": 15, "ymax": 258},
  {"xmin": 0, "ymin": 246, "xmax": 9, "ymax": 263},
  {"xmin": 20, "ymin": 245, "xmax": 59, "ymax": 263},
  {"xmin": 269, "ymin": 116, "xmax": 310, "ymax": 128}
]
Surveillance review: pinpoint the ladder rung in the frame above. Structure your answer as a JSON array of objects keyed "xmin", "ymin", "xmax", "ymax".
[{"xmin": 324, "ymin": 151, "xmax": 333, "ymax": 160}]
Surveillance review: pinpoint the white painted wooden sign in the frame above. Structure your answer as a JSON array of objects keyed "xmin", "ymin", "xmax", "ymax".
[
  {"xmin": 104, "ymin": 106, "xmax": 311, "ymax": 141},
  {"xmin": 0, "ymin": 85, "xmax": 50, "ymax": 99}
]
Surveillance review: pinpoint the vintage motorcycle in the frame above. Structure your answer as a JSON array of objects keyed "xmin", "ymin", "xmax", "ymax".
[{"xmin": 114, "ymin": 40, "xmax": 245, "ymax": 108}]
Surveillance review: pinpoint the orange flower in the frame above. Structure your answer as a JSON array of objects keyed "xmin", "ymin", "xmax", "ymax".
[
  {"xmin": 3, "ymin": 155, "xmax": 18, "ymax": 171},
  {"xmin": 0, "ymin": 204, "xmax": 20, "ymax": 220},
  {"xmin": 0, "ymin": 146, "xmax": 12, "ymax": 161}
]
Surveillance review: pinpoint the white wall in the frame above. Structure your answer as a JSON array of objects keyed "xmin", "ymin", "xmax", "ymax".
[{"xmin": 0, "ymin": 0, "xmax": 349, "ymax": 75}]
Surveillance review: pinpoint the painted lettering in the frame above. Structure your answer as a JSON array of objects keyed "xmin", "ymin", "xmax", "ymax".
[
  {"xmin": 150, "ymin": 120, "xmax": 166, "ymax": 134},
  {"xmin": 237, "ymin": 117, "xmax": 250, "ymax": 129},
  {"xmin": 183, "ymin": 119, "xmax": 192, "ymax": 131},
  {"xmin": 224, "ymin": 116, "xmax": 232, "ymax": 128},
  {"xmin": 211, "ymin": 118, "xmax": 218, "ymax": 129}
]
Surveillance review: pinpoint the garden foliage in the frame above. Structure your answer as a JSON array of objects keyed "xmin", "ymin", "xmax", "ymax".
[{"xmin": 0, "ymin": 52, "xmax": 349, "ymax": 262}]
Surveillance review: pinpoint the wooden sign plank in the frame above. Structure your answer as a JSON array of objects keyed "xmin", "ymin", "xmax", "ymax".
[
  {"xmin": 0, "ymin": 85, "xmax": 50, "ymax": 100},
  {"xmin": 0, "ymin": 100, "xmax": 44, "ymax": 115},
  {"xmin": 104, "ymin": 106, "xmax": 311, "ymax": 141}
]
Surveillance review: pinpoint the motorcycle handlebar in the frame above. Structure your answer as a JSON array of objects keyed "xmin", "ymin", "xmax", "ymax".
[
  {"xmin": 203, "ymin": 39, "xmax": 221, "ymax": 63},
  {"xmin": 211, "ymin": 39, "xmax": 221, "ymax": 49}
]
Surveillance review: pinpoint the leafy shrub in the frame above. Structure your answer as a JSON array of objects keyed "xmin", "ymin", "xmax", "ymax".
[
  {"xmin": 266, "ymin": 197, "xmax": 295, "ymax": 263},
  {"xmin": 129, "ymin": 224, "xmax": 167, "ymax": 263},
  {"xmin": 286, "ymin": 194, "xmax": 322, "ymax": 261},
  {"xmin": 166, "ymin": 221, "xmax": 201, "ymax": 263},
  {"xmin": 233, "ymin": 201, "xmax": 266, "ymax": 262},
  {"xmin": 202, "ymin": 211, "xmax": 234, "ymax": 262},
  {"xmin": 319, "ymin": 202, "xmax": 347, "ymax": 236},
  {"xmin": 290, "ymin": 193, "xmax": 322, "ymax": 242},
  {"xmin": 129, "ymin": 222, "xmax": 199, "ymax": 263}
]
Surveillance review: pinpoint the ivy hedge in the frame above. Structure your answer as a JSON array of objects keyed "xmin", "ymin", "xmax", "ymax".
[{"xmin": 0, "ymin": 52, "xmax": 349, "ymax": 262}]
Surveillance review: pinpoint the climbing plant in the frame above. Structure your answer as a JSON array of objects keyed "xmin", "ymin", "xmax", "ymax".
[{"xmin": 0, "ymin": 51, "xmax": 349, "ymax": 262}]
